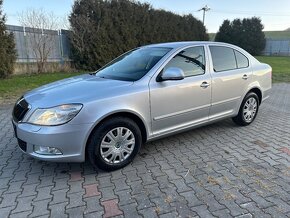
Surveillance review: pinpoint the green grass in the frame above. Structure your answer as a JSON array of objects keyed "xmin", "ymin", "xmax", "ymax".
[
  {"xmin": 255, "ymin": 56, "xmax": 290, "ymax": 83},
  {"xmin": 0, "ymin": 72, "xmax": 83, "ymax": 104}
]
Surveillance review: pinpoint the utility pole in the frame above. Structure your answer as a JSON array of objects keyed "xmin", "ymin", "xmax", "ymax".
[{"xmin": 198, "ymin": 5, "xmax": 210, "ymax": 25}]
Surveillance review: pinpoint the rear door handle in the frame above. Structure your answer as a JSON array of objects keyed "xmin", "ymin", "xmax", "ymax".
[
  {"xmin": 200, "ymin": 81, "xmax": 210, "ymax": 88},
  {"xmin": 242, "ymin": 74, "xmax": 249, "ymax": 80}
]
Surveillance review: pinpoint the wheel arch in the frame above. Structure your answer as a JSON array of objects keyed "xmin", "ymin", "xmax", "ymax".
[
  {"xmin": 247, "ymin": 87, "xmax": 262, "ymax": 104},
  {"xmin": 85, "ymin": 111, "xmax": 148, "ymax": 157}
]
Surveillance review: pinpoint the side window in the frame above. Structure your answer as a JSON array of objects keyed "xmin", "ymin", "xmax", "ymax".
[
  {"xmin": 234, "ymin": 50, "xmax": 249, "ymax": 68},
  {"xmin": 209, "ymin": 46, "xmax": 237, "ymax": 72},
  {"xmin": 164, "ymin": 46, "xmax": 206, "ymax": 77}
]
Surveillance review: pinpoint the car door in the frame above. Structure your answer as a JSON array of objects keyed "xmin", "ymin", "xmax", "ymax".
[
  {"xmin": 208, "ymin": 45, "xmax": 252, "ymax": 120},
  {"xmin": 149, "ymin": 46, "xmax": 211, "ymax": 136}
]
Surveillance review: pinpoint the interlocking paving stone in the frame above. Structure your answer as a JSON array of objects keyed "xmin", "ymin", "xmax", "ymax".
[
  {"xmin": 0, "ymin": 192, "xmax": 20, "ymax": 208},
  {"xmin": 115, "ymin": 189, "xmax": 136, "ymax": 206},
  {"xmin": 34, "ymin": 186, "xmax": 53, "ymax": 202},
  {"xmin": 69, "ymin": 171, "xmax": 83, "ymax": 182},
  {"xmin": 119, "ymin": 202, "xmax": 141, "ymax": 218},
  {"xmin": 10, "ymin": 210, "xmax": 32, "ymax": 218},
  {"xmin": 0, "ymin": 84, "xmax": 290, "ymax": 217},
  {"xmin": 191, "ymin": 205, "xmax": 215, "ymax": 217},
  {"xmin": 66, "ymin": 192, "xmax": 85, "ymax": 209},
  {"xmin": 0, "ymin": 206, "xmax": 14, "ymax": 218},
  {"xmin": 137, "ymin": 207, "xmax": 158, "ymax": 218},
  {"xmin": 29, "ymin": 199, "xmax": 51, "ymax": 217},
  {"xmin": 83, "ymin": 195, "xmax": 103, "ymax": 214},
  {"xmin": 12, "ymin": 196, "xmax": 34, "ymax": 213},
  {"xmin": 101, "ymin": 199, "xmax": 123, "ymax": 218},
  {"xmin": 83, "ymin": 184, "xmax": 101, "ymax": 198},
  {"xmin": 84, "ymin": 211, "xmax": 103, "ymax": 218},
  {"xmin": 66, "ymin": 206, "xmax": 86, "ymax": 218},
  {"xmin": 49, "ymin": 202, "xmax": 68, "ymax": 218},
  {"xmin": 68, "ymin": 180, "xmax": 84, "ymax": 194},
  {"xmin": 50, "ymin": 188, "xmax": 69, "ymax": 205}
]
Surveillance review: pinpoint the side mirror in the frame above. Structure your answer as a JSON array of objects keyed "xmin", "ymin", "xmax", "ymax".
[{"xmin": 158, "ymin": 67, "xmax": 185, "ymax": 82}]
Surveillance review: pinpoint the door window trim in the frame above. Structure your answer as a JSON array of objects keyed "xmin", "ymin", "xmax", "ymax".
[
  {"xmin": 163, "ymin": 46, "xmax": 206, "ymax": 78},
  {"xmin": 209, "ymin": 45, "xmax": 250, "ymax": 73},
  {"xmin": 234, "ymin": 50, "xmax": 249, "ymax": 69},
  {"xmin": 154, "ymin": 45, "xmax": 208, "ymax": 81}
]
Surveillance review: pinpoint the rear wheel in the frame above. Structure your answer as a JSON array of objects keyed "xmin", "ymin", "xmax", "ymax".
[
  {"xmin": 87, "ymin": 117, "xmax": 142, "ymax": 171},
  {"xmin": 232, "ymin": 92, "xmax": 259, "ymax": 126}
]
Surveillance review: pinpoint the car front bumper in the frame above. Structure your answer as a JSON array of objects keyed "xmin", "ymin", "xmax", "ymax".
[{"xmin": 12, "ymin": 120, "xmax": 93, "ymax": 162}]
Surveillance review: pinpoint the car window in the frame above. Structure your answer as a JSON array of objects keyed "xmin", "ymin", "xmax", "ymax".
[
  {"xmin": 234, "ymin": 50, "xmax": 249, "ymax": 68},
  {"xmin": 164, "ymin": 46, "xmax": 206, "ymax": 77},
  {"xmin": 95, "ymin": 47, "xmax": 172, "ymax": 81},
  {"xmin": 209, "ymin": 46, "xmax": 237, "ymax": 72}
]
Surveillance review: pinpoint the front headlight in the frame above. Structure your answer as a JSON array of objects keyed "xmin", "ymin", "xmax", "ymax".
[{"xmin": 27, "ymin": 104, "xmax": 83, "ymax": 126}]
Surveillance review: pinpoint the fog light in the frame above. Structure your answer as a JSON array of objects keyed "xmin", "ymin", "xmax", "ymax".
[{"xmin": 34, "ymin": 145, "xmax": 62, "ymax": 155}]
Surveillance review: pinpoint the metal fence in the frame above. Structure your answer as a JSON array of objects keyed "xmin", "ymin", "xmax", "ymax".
[
  {"xmin": 6, "ymin": 25, "xmax": 72, "ymax": 63},
  {"xmin": 262, "ymin": 39, "xmax": 290, "ymax": 56}
]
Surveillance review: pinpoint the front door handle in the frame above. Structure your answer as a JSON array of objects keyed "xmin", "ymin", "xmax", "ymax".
[
  {"xmin": 200, "ymin": 81, "xmax": 210, "ymax": 88},
  {"xmin": 242, "ymin": 74, "xmax": 249, "ymax": 80}
]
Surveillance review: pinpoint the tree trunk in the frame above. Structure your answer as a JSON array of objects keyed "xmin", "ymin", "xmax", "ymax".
[{"xmin": 37, "ymin": 61, "xmax": 45, "ymax": 73}]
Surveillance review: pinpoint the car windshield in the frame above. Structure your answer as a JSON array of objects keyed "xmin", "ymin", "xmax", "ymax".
[{"xmin": 95, "ymin": 47, "xmax": 172, "ymax": 81}]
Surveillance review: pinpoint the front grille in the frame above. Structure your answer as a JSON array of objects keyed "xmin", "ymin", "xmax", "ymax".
[
  {"xmin": 12, "ymin": 97, "xmax": 29, "ymax": 122},
  {"xmin": 17, "ymin": 138, "xmax": 27, "ymax": 152}
]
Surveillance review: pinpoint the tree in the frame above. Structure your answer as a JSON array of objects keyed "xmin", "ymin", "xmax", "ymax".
[
  {"xmin": 69, "ymin": 0, "xmax": 209, "ymax": 70},
  {"xmin": 215, "ymin": 17, "xmax": 266, "ymax": 55},
  {"xmin": 214, "ymin": 20, "xmax": 231, "ymax": 43},
  {"xmin": 18, "ymin": 9, "xmax": 59, "ymax": 73},
  {"xmin": 0, "ymin": 0, "xmax": 16, "ymax": 78}
]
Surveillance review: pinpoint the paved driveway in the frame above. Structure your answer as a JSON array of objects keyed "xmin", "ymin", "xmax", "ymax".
[{"xmin": 0, "ymin": 83, "xmax": 290, "ymax": 218}]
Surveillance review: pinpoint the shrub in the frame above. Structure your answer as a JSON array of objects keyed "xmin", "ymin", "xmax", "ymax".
[
  {"xmin": 0, "ymin": 0, "xmax": 16, "ymax": 78},
  {"xmin": 215, "ymin": 17, "xmax": 266, "ymax": 56},
  {"xmin": 69, "ymin": 0, "xmax": 208, "ymax": 70}
]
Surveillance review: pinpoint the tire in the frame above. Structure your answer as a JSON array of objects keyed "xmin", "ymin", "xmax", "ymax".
[
  {"xmin": 87, "ymin": 117, "xmax": 142, "ymax": 171},
  {"xmin": 232, "ymin": 92, "xmax": 260, "ymax": 126}
]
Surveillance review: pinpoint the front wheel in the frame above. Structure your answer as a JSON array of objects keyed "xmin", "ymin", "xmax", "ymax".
[
  {"xmin": 87, "ymin": 117, "xmax": 142, "ymax": 171},
  {"xmin": 232, "ymin": 92, "xmax": 259, "ymax": 126}
]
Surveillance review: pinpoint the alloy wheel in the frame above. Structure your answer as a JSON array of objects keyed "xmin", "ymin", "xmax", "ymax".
[
  {"xmin": 243, "ymin": 97, "xmax": 257, "ymax": 122},
  {"xmin": 100, "ymin": 127, "xmax": 135, "ymax": 164}
]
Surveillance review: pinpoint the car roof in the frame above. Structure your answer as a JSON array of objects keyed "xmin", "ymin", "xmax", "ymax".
[{"xmin": 144, "ymin": 41, "xmax": 237, "ymax": 49}]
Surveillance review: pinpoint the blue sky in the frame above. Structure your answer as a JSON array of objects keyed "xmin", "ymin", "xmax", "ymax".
[{"xmin": 3, "ymin": 0, "xmax": 290, "ymax": 32}]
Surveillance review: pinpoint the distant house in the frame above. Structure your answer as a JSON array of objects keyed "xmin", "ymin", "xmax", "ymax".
[{"xmin": 263, "ymin": 31, "xmax": 290, "ymax": 56}]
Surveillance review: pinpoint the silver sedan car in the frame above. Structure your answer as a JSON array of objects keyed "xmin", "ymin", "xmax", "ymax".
[{"xmin": 12, "ymin": 41, "xmax": 272, "ymax": 171}]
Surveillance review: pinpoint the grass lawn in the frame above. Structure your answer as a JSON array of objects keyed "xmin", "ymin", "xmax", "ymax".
[
  {"xmin": 0, "ymin": 72, "xmax": 83, "ymax": 104},
  {"xmin": 255, "ymin": 56, "xmax": 290, "ymax": 83}
]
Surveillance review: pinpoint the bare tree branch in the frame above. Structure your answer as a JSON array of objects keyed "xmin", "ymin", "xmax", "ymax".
[{"xmin": 18, "ymin": 9, "xmax": 60, "ymax": 73}]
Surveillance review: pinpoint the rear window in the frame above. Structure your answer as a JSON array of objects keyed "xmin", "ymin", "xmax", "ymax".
[
  {"xmin": 234, "ymin": 50, "xmax": 249, "ymax": 68},
  {"xmin": 210, "ymin": 46, "xmax": 249, "ymax": 72},
  {"xmin": 210, "ymin": 46, "xmax": 237, "ymax": 72}
]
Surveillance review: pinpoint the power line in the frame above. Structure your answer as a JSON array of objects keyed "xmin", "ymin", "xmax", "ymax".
[{"xmin": 198, "ymin": 5, "xmax": 210, "ymax": 25}]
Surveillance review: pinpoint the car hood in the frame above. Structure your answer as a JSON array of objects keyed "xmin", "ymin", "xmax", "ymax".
[{"xmin": 24, "ymin": 74, "xmax": 134, "ymax": 107}]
